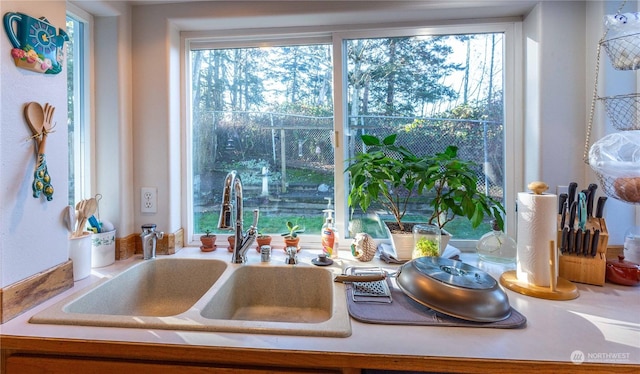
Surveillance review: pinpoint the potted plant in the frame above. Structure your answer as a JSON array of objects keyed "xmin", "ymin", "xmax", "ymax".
[
  {"xmin": 200, "ymin": 229, "xmax": 216, "ymax": 252},
  {"xmin": 281, "ymin": 221, "xmax": 304, "ymax": 252},
  {"xmin": 255, "ymin": 231, "xmax": 272, "ymax": 252},
  {"xmin": 346, "ymin": 134, "xmax": 425, "ymax": 257},
  {"xmin": 346, "ymin": 134, "xmax": 505, "ymax": 257}
]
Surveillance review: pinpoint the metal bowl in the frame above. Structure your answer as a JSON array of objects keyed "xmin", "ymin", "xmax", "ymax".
[{"xmin": 396, "ymin": 257, "xmax": 511, "ymax": 322}]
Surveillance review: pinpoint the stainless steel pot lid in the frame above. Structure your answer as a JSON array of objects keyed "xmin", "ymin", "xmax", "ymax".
[
  {"xmin": 411, "ymin": 256, "xmax": 497, "ymax": 290},
  {"xmin": 397, "ymin": 257, "xmax": 511, "ymax": 322}
]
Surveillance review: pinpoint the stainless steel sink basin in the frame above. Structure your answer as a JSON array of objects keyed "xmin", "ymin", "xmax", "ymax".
[
  {"xmin": 64, "ymin": 257, "xmax": 228, "ymax": 316},
  {"xmin": 201, "ymin": 265, "xmax": 333, "ymax": 323},
  {"xmin": 30, "ymin": 258, "xmax": 351, "ymax": 337}
]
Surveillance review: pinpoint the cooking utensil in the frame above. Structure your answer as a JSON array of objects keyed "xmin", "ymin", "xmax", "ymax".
[
  {"xmin": 24, "ymin": 102, "xmax": 54, "ymax": 200},
  {"xmin": 337, "ymin": 257, "xmax": 511, "ymax": 322},
  {"xmin": 63, "ymin": 205, "xmax": 76, "ymax": 233},
  {"xmin": 567, "ymin": 201, "xmax": 577, "ymax": 229},
  {"xmin": 606, "ymin": 255, "xmax": 640, "ymax": 286},
  {"xmin": 577, "ymin": 192, "xmax": 587, "ymax": 232},
  {"xmin": 24, "ymin": 102, "xmax": 44, "ymax": 142}
]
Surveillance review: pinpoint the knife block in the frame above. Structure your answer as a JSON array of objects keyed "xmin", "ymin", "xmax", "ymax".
[{"xmin": 556, "ymin": 216, "xmax": 609, "ymax": 286}]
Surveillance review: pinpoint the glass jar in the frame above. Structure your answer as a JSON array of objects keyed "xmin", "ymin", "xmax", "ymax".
[
  {"xmin": 476, "ymin": 220, "xmax": 516, "ymax": 264},
  {"xmin": 412, "ymin": 224, "xmax": 441, "ymax": 258}
]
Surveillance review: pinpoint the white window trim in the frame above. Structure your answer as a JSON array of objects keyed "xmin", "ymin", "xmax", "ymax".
[
  {"xmin": 67, "ymin": 3, "xmax": 95, "ymax": 204},
  {"xmin": 181, "ymin": 21, "xmax": 523, "ymax": 249}
]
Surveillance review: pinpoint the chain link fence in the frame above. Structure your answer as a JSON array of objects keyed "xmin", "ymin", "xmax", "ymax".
[{"xmin": 192, "ymin": 111, "xmax": 503, "ymax": 206}]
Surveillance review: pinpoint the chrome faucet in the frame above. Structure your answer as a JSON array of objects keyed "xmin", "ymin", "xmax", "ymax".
[
  {"xmin": 218, "ymin": 170, "xmax": 259, "ymax": 263},
  {"xmin": 141, "ymin": 224, "xmax": 164, "ymax": 260}
]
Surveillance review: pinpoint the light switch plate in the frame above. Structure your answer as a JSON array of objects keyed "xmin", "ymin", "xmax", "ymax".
[{"xmin": 141, "ymin": 187, "xmax": 157, "ymax": 213}]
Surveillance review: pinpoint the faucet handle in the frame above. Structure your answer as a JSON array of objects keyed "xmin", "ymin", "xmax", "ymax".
[{"xmin": 285, "ymin": 246, "xmax": 298, "ymax": 264}]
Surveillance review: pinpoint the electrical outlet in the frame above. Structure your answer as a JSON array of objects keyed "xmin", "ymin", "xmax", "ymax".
[{"xmin": 141, "ymin": 187, "xmax": 157, "ymax": 213}]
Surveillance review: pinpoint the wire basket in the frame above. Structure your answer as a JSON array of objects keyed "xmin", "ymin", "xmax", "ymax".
[
  {"xmin": 601, "ymin": 32, "xmax": 640, "ymax": 70},
  {"xmin": 598, "ymin": 93, "xmax": 640, "ymax": 131},
  {"xmin": 589, "ymin": 131, "xmax": 640, "ymax": 205}
]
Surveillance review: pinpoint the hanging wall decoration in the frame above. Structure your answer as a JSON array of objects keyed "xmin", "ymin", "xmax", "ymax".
[
  {"xmin": 3, "ymin": 12, "xmax": 68, "ymax": 74},
  {"xmin": 24, "ymin": 102, "xmax": 55, "ymax": 201}
]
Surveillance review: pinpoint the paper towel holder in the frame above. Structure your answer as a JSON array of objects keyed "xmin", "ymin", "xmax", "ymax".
[{"xmin": 499, "ymin": 241, "xmax": 579, "ymax": 300}]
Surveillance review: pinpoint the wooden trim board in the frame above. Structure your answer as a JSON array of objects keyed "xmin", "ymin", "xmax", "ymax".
[{"xmin": 0, "ymin": 260, "xmax": 73, "ymax": 324}]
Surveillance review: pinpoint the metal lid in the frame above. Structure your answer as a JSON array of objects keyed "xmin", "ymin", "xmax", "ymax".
[{"xmin": 411, "ymin": 256, "xmax": 498, "ymax": 290}]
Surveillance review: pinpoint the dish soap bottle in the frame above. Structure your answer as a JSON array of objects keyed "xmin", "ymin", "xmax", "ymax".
[
  {"xmin": 476, "ymin": 220, "xmax": 516, "ymax": 264},
  {"xmin": 321, "ymin": 213, "xmax": 339, "ymax": 259}
]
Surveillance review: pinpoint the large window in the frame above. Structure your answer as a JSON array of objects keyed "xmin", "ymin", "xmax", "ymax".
[
  {"xmin": 66, "ymin": 11, "xmax": 91, "ymax": 206},
  {"xmin": 186, "ymin": 24, "xmax": 515, "ymax": 245}
]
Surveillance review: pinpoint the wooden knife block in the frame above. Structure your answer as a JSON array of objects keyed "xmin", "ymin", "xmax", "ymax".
[{"xmin": 556, "ymin": 216, "xmax": 609, "ymax": 286}]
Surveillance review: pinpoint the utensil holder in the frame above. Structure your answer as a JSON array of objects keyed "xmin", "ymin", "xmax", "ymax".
[
  {"xmin": 69, "ymin": 232, "xmax": 92, "ymax": 281},
  {"xmin": 557, "ymin": 216, "xmax": 609, "ymax": 286},
  {"xmin": 91, "ymin": 229, "xmax": 116, "ymax": 268}
]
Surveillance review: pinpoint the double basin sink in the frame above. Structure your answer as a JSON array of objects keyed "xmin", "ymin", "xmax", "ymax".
[{"xmin": 30, "ymin": 258, "xmax": 352, "ymax": 337}]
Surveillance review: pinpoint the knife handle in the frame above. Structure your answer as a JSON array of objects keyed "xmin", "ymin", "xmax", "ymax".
[
  {"xmin": 587, "ymin": 184, "xmax": 597, "ymax": 217},
  {"xmin": 583, "ymin": 230, "xmax": 591, "ymax": 256},
  {"xmin": 558, "ymin": 193, "xmax": 568, "ymax": 214},
  {"xmin": 561, "ymin": 227, "xmax": 569, "ymax": 253},
  {"xmin": 575, "ymin": 230, "xmax": 583, "ymax": 255},
  {"xmin": 590, "ymin": 229, "xmax": 600, "ymax": 257},
  {"xmin": 567, "ymin": 182, "xmax": 578, "ymax": 205},
  {"xmin": 595, "ymin": 196, "xmax": 607, "ymax": 218},
  {"xmin": 568, "ymin": 201, "xmax": 577, "ymax": 230}
]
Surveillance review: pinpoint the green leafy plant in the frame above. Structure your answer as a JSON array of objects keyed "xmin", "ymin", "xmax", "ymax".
[
  {"xmin": 420, "ymin": 145, "xmax": 505, "ymax": 231},
  {"xmin": 203, "ymin": 229, "xmax": 214, "ymax": 237},
  {"xmin": 345, "ymin": 134, "xmax": 423, "ymax": 232},
  {"xmin": 281, "ymin": 221, "xmax": 305, "ymax": 238},
  {"xmin": 346, "ymin": 134, "xmax": 505, "ymax": 233}
]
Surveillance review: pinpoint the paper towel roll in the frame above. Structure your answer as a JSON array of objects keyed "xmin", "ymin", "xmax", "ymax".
[{"xmin": 516, "ymin": 192, "xmax": 558, "ymax": 287}]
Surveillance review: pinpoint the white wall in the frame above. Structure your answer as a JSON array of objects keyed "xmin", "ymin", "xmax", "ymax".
[{"xmin": 0, "ymin": 1, "xmax": 69, "ymax": 287}]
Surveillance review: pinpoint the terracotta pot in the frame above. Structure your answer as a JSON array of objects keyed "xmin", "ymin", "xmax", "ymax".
[
  {"xmin": 200, "ymin": 235, "xmax": 216, "ymax": 251},
  {"xmin": 283, "ymin": 236, "xmax": 301, "ymax": 252},
  {"xmin": 256, "ymin": 236, "xmax": 272, "ymax": 252},
  {"xmin": 227, "ymin": 236, "xmax": 235, "ymax": 252},
  {"xmin": 606, "ymin": 255, "xmax": 640, "ymax": 286}
]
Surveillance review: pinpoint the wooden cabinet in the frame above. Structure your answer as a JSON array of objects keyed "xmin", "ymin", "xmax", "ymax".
[{"xmin": 6, "ymin": 355, "xmax": 342, "ymax": 374}]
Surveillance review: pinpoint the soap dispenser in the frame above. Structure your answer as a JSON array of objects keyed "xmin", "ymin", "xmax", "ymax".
[{"xmin": 321, "ymin": 211, "xmax": 339, "ymax": 259}]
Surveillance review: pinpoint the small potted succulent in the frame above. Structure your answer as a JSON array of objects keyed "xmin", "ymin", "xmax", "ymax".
[
  {"xmin": 255, "ymin": 231, "xmax": 272, "ymax": 252},
  {"xmin": 200, "ymin": 229, "xmax": 216, "ymax": 252},
  {"xmin": 281, "ymin": 221, "xmax": 304, "ymax": 252}
]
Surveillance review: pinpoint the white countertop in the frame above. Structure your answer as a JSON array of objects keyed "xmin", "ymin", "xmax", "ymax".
[{"xmin": 1, "ymin": 246, "xmax": 639, "ymax": 367}]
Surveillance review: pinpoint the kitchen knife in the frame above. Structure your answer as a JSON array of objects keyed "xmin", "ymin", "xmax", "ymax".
[
  {"xmin": 595, "ymin": 196, "xmax": 608, "ymax": 218},
  {"xmin": 582, "ymin": 229, "xmax": 591, "ymax": 256},
  {"xmin": 560, "ymin": 201, "xmax": 568, "ymax": 229},
  {"xmin": 590, "ymin": 229, "xmax": 600, "ymax": 257},
  {"xmin": 567, "ymin": 182, "xmax": 578, "ymax": 206},
  {"xmin": 586, "ymin": 184, "xmax": 597, "ymax": 217},
  {"xmin": 558, "ymin": 193, "xmax": 568, "ymax": 214}
]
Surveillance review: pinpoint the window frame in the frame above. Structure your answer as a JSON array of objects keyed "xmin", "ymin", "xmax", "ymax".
[
  {"xmin": 182, "ymin": 21, "xmax": 522, "ymax": 248},
  {"xmin": 67, "ymin": 4, "xmax": 94, "ymax": 206}
]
